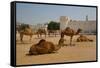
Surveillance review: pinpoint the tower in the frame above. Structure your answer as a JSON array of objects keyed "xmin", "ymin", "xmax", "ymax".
[{"xmin": 60, "ymin": 16, "xmax": 70, "ymax": 31}]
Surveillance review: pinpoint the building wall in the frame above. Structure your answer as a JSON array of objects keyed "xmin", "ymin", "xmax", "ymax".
[
  {"xmin": 60, "ymin": 16, "xmax": 70, "ymax": 31},
  {"xmin": 67, "ymin": 21, "xmax": 96, "ymax": 34},
  {"xmin": 59, "ymin": 16, "xmax": 96, "ymax": 34}
]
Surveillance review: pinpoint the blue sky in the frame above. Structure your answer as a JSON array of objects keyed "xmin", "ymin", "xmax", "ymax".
[{"xmin": 16, "ymin": 3, "xmax": 96, "ymax": 25}]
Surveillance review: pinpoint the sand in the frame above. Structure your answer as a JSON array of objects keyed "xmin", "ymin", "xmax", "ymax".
[{"xmin": 16, "ymin": 34, "xmax": 97, "ymax": 65}]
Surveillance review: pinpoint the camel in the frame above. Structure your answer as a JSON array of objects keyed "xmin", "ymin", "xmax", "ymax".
[
  {"xmin": 48, "ymin": 30, "xmax": 57, "ymax": 37},
  {"xmin": 36, "ymin": 29, "xmax": 46, "ymax": 38},
  {"xmin": 61, "ymin": 27, "xmax": 82, "ymax": 46},
  {"xmin": 77, "ymin": 35, "xmax": 93, "ymax": 42},
  {"xmin": 29, "ymin": 37, "xmax": 64, "ymax": 55},
  {"xmin": 17, "ymin": 24, "xmax": 34, "ymax": 42}
]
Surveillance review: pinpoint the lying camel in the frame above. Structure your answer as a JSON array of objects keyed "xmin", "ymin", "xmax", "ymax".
[
  {"xmin": 29, "ymin": 38, "xmax": 64, "ymax": 55},
  {"xmin": 77, "ymin": 35, "xmax": 93, "ymax": 42}
]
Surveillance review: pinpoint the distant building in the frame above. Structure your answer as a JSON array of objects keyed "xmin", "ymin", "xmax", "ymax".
[
  {"xmin": 67, "ymin": 20, "xmax": 96, "ymax": 34},
  {"xmin": 17, "ymin": 16, "xmax": 96, "ymax": 34},
  {"xmin": 60, "ymin": 16, "xmax": 70, "ymax": 31},
  {"xmin": 59, "ymin": 16, "xmax": 96, "ymax": 34}
]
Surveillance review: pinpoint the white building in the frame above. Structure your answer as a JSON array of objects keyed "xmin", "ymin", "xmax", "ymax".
[
  {"xmin": 59, "ymin": 16, "xmax": 96, "ymax": 34},
  {"xmin": 68, "ymin": 20, "xmax": 96, "ymax": 34},
  {"xmin": 60, "ymin": 16, "xmax": 70, "ymax": 31}
]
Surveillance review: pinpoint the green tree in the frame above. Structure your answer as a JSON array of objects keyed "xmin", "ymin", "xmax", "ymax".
[{"xmin": 47, "ymin": 21, "xmax": 60, "ymax": 30}]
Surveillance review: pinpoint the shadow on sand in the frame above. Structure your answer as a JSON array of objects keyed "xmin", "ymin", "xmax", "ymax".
[
  {"xmin": 16, "ymin": 40, "xmax": 32, "ymax": 44},
  {"xmin": 26, "ymin": 52, "xmax": 57, "ymax": 56},
  {"xmin": 62, "ymin": 44, "xmax": 76, "ymax": 47}
]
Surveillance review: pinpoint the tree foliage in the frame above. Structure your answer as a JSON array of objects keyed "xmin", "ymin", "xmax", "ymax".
[{"xmin": 47, "ymin": 21, "xmax": 60, "ymax": 30}]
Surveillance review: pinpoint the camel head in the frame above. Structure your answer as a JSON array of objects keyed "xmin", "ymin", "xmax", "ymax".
[
  {"xmin": 76, "ymin": 28, "xmax": 82, "ymax": 35},
  {"xmin": 54, "ymin": 37, "xmax": 64, "ymax": 51}
]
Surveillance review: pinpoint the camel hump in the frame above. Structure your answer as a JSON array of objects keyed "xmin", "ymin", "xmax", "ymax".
[
  {"xmin": 65, "ymin": 27, "xmax": 70, "ymax": 30},
  {"xmin": 45, "ymin": 41, "xmax": 56, "ymax": 51},
  {"xmin": 66, "ymin": 27, "xmax": 75, "ymax": 33},
  {"xmin": 39, "ymin": 39, "xmax": 46, "ymax": 43},
  {"xmin": 65, "ymin": 27, "xmax": 71, "ymax": 31},
  {"xmin": 37, "ymin": 39, "xmax": 46, "ymax": 46}
]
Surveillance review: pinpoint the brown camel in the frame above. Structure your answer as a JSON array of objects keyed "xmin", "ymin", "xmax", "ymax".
[
  {"xmin": 36, "ymin": 29, "xmax": 46, "ymax": 38},
  {"xmin": 29, "ymin": 38, "xmax": 64, "ymax": 55},
  {"xmin": 48, "ymin": 30, "xmax": 57, "ymax": 37},
  {"xmin": 61, "ymin": 27, "xmax": 82, "ymax": 46},
  {"xmin": 77, "ymin": 35, "xmax": 93, "ymax": 42},
  {"xmin": 17, "ymin": 24, "xmax": 34, "ymax": 42},
  {"xmin": 19, "ymin": 28, "xmax": 34, "ymax": 41}
]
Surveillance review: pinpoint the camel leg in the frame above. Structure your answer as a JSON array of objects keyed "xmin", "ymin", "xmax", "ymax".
[
  {"xmin": 70, "ymin": 36, "xmax": 75, "ymax": 46},
  {"xmin": 55, "ymin": 33, "xmax": 56, "ymax": 37},
  {"xmin": 37, "ymin": 34, "xmax": 39, "ymax": 38},
  {"xmin": 40, "ymin": 34, "xmax": 42, "ymax": 38},
  {"xmin": 20, "ymin": 34, "xmax": 23, "ymax": 42},
  {"xmin": 45, "ymin": 33, "xmax": 46, "ymax": 38},
  {"xmin": 70, "ymin": 36, "xmax": 73, "ymax": 46},
  {"xmin": 49, "ymin": 33, "xmax": 51, "ymax": 37},
  {"xmin": 48, "ymin": 33, "xmax": 50, "ymax": 37},
  {"xmin": 30, "ymin": 35, "xmax": 32, "ymax": 41}
]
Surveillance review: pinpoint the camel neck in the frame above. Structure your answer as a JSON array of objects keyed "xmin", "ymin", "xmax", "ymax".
[{"xmin": 76, "ymin": 30, "xmax": 80, "ymax": 35}]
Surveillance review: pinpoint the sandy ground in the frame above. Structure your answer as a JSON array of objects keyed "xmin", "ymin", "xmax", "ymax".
[{"xmin": 16, "ymin": 34, "xmax": 97, "ymax": 65}]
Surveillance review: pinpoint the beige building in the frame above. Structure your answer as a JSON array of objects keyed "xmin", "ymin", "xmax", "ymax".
[
  {"xmin": 59, "ymin": 16, "xmax": 96, "ymax": 34},
  {"xmin": 68, "ymin": 20, "xmax": 96, "ymax": 34},
  {"xmin": 60, "ymin": 16, "xmax": 70, "ymax": 31}
]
